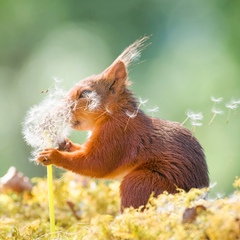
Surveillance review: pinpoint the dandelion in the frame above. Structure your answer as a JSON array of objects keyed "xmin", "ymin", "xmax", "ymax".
[
  {"xmin": 22, "ymin": 84, "xmax": 73, "ymax": 238},
  {"xmin": 208, "ymin": 108, "xmax": 224, "ymax": 125}
]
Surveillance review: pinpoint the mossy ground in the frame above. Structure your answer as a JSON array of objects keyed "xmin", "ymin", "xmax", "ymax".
[{"xmin": 0, "ymin": 173, "xmax": 239, "ymax": 240}]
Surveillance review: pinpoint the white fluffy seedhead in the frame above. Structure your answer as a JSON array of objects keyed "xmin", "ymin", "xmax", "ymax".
[{"xmin": 22, "ymin": 86, "xmax": 73, "ymax": 160}]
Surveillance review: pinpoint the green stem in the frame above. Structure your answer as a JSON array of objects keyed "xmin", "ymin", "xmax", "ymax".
[{"xmin": 47, "ymin": 164, "xmax": 56, "ymax": 238}]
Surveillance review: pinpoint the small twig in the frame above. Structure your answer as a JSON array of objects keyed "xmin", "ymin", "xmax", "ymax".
[{"xmin": 66, "ymin": 200, "xmax": 81, "ymax": 220}]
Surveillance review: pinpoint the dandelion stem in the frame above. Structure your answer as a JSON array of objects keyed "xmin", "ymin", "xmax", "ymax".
[{"xmin": 47, "ymin": 164, "xmax": 56, "ymax": 238}]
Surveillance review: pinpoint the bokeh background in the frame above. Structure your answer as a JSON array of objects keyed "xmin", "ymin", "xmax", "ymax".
[{"xmin": 0, "ymin": 0, "xmax": 239, "ymax": 196}]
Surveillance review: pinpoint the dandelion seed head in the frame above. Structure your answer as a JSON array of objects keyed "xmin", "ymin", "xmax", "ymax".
[{"xmin": 22, "ymin": 86, "xmax": 73, "ymax": 160}]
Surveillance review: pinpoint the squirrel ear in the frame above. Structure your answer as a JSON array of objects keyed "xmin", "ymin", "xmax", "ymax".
[
  {"xmin": 104, "ymin": 60, "xmax": 127, "ymax": 82},
  {"xmin": 104, "ymin": 60, "xmax": 128, "ymax": 93},
  {"xmin": 103, "ymin": 60, "xmax": 128, "ymax": 93}
]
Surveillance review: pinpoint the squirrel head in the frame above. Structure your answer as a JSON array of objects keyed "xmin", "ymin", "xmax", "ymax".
[{"xmin": 68, "ymin": 36, "xmax": 149, "ymax": 131}]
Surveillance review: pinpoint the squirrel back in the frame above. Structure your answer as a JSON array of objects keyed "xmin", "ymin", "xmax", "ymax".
[{"xmin": 38, "ymin": 37, "xmax": 209, "ymax": 211}]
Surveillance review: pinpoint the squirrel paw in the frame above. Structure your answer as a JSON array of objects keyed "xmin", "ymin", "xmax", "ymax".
[
  {"xmin": 58, "ymin": 139, "xmax": 81, "ymax": 152},
  {"xmin": 37, "ymin": 148, "xmax": 61, "ymax": 166}
]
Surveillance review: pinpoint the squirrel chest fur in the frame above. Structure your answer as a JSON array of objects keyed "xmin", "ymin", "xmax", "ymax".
[{"xmin": 37, "ymin": 37, "xmax": 209, "ymax": 211}]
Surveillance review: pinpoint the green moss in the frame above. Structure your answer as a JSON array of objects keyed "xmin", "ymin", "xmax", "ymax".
[{"xmin": 0, "ymin": 173, "xmax": 239, "ymax": 239}]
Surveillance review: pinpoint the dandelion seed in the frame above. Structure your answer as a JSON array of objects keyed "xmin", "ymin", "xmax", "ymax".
[
  {"xmin": 187, "ymin": 111, "xmax": 203, "ymax": 121},
  {"xmin": 208, "ymin": 107, "xmax": 224, "ymax": 125},
  {"xmin": 210, "ymin": 96, "xmax": 223, "ymax": 104},
  {"xmin": 52, "ymin": 76, "xmax": 62, "ymax": 84},
  {"xmin": 230, "ymin": 99, "xmax": 240, "ymax": 117},
  {"xmin": 211, "ymin": 108, "xmax": 224, "ymax": 115},
  {"xmin": 182, "ymin": 111, "xmax": 203, "ymax": 128},
  {"xmin": 84, "ymin": 91, "xmax": 101, "ymax": 111},
  {"xmin": 22, "ymin": 86, "xmax": 73, "ymax": 160},
  {"xmin": 181, "ymin": 114, "xmax": 190, "ymax": 126},
  {"xmin": 126, "ymin": 110, "xmax": 137, "ymax": 119},
  {"xmin": 231, "ymin": 99, "xmax": 240, "ymax": 105},
  {"xmin": 191, "ymin": 121, "xmax": 203, "ymax": 127},
  {"xmin": 147, "ymin": 106, "xmax": 159, "ymax": 113},
  {"xmin": 190, "ymin": 112, "xmax": 203, "ymax": 121},
  {"xmin": 191, "ymin": 120, "xmax": 202, "ymax": 132},
  {"xmin": 181, "ymin": 110, "xmax": 193, "ymax": 126},
  {"xmin": 209, "ymin": 182, "xmax": 217, "ymax": 189},
  {"xmin": 147, "ymin": 106, "xmax": 159, "ymax": 118},
  {"xmin": 184, "ymin": 111, "xmax": 203, "ymax": 132},
  {"xmin": 138, "ymin": 97, "xmax": 148, "ymax": 106},
  {"xmin": 124, "ymin": 109, "xmax": 138, "ymax": 131},
  {"xmin": 210, "ymin": 96, "xmax": 222, "ymax": 109},
  {"xmin": 226, "ymin": 100, "xmax": 239, "ymax": 123},
  {"xmin": 124, "ymin": 98, "xmax": 148, "ymax": 131},
  {"xmin": 226, "ymin": 102, "xmax": 238, "ymax": 110},
  {"xmin": 191, "ymin": 120, "xmax": 202, "ymax": 127}
]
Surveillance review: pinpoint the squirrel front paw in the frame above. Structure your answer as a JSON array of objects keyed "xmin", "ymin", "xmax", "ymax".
[
  {"xmin": 58, "ymin": 138, "xmax": 81, "ymax": 152},
  {"xmin": 37, "ymin": 148, "xmax": 61, "ymax": 166}
]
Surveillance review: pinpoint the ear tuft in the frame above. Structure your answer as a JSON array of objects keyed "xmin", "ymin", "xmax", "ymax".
[
  {"xmin": 116, "ymin": 36, "xmax": 150, "ymax": 67},
  {"xmin": 101, "ymin": 36, "xmax": 150, "ymax": 93}
]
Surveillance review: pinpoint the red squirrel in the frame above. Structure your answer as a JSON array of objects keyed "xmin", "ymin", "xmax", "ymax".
[{"xmin": 37, "ymin": 37, "xmax": 209, "ymax": 211}]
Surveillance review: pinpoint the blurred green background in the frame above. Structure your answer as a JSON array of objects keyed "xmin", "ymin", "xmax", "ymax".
[{"xmin": 0, "ymin": 0, "xmax": 239, "ymax": 196}]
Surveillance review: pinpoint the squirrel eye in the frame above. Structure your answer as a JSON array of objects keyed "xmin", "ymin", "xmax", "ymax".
[{"xmin": 79, "ymin": 90, "xmax": 92, "ymax": 98}]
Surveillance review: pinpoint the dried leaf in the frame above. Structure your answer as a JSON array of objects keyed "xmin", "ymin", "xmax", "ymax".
[{"xmin": 182, "ymin": 205, "xmax": 206, "ymax": 223}]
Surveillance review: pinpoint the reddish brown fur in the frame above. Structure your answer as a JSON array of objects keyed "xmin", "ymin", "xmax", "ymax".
[{"xmin": 38, "ymin": 37, "xmax": 209, "ymax": 212}]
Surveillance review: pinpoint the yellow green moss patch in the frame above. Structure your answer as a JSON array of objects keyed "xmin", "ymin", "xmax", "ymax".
[{"xmin": 0, "ymin": 173, "xmax": 239, "ymax": 240}]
